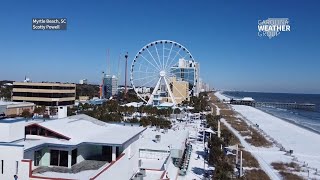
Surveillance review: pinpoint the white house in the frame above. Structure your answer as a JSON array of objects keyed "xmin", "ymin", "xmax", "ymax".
[{"xmin": 0, "ymin": 114, "xmax": 146, "ymax": 180}]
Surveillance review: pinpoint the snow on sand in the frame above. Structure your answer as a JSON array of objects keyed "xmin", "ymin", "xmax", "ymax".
[
  {"xmin": 232, "ymin": 105, "xmax": 320, "ymax": 170},
  {"xmin": 215, "ymin": 91, "xmax": 320, "ymax": 179}
]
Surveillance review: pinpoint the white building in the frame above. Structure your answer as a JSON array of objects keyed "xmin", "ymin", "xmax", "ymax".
[
  {"xmin": 79, "ymin": 79, "xmax": 88, "ymax": 85},
  {"xmin": 0, "ymin": 114, "xmax": 146, "ymax": 180}
]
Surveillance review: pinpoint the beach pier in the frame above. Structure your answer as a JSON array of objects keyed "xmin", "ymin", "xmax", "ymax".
[
  {"xmin": 229, "ymin": 97, "xmax": 316, "ymax": 110},
  {"xmin": 255, "ymin": 102, "xmax": 316, "ymax": 110}
]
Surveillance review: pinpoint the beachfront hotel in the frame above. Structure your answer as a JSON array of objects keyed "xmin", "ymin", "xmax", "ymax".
[{"xmin": 12, "ymin": 82, "xmax": 76, "ymax": 106}]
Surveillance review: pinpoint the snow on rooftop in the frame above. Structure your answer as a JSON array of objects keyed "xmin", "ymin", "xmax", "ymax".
[
  {"xmin": 18, "ymin": 114, "xmax": 146, "ymax": 150},
  {"xmin": 0, "ymin": 101, "xmax": 35, "ymax": 106},
  {"xmin": 143, "ymin": 170, "xmax": 164, "ymax": 180},
  {"xmin": 140, "ymin": 158, "xmax": 167, "ymax": 170},
  {"xmin": 139, "ymin": 127, "xmax": 189, "ymax": 152},
  {"xmin": 159, "ymin": 102, "xmax": 175, "ymax": 107},
  {"xmin": 121, "ymin": 102, "xmax": 144, "ymax": 107},
  {"xmin": 33, "ymin": 169, "xmax": 96, "ymax": 180}
]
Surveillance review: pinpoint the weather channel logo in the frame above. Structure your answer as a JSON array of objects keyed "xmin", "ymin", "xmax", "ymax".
[{"xmin": 258, "ymin": 18, "xmax": 290, "ymax": 39}]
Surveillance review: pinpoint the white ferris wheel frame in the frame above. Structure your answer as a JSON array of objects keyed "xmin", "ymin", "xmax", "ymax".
[{"xmin": 130, "ymin": 40, "xmax": 195, "ymax": 106}]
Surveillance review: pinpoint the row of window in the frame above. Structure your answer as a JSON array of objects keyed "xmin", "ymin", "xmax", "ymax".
[
  {"xmin": 34, "ymin": 149, "xmax": 77, "ymax": 167},
  {"xmin": 13, "ymin": 85, "xmax": 75, "ymax": 90},
  {"xmin": 14, "ymin": 100, "xmax": 75, "ymax": 106},
  {"xmin": 12, "ymin": 92, "xmax": 75, "ymax": 98}
]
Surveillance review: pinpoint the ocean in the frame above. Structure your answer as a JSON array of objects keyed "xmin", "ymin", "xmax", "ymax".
[{"xmin": 222, "ymin": 91, "xmax": 320, "ymax": 133}]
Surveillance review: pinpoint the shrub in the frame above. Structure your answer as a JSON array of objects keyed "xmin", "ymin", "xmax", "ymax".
[{"xmin": 21, "ymin": 109, "xmax": 32, "ymax": 118}]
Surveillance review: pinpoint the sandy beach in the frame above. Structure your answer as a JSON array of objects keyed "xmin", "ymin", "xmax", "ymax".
[{"xmin": 214, "ymin": 91, "xmax": 320, "ymax": 179}]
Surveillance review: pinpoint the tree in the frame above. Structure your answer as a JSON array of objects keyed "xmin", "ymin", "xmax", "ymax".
[
  {"xmin": 34, "ymin": 106, "xmax": 46, "ymax": 114},
  {"xmin": 67, "ymin": 107, "xmax": 77, "ymax": 116},
  {"xmin": 106, "ymin": 100, "xmax": 118, "ymax": 112},
  {"xmin": 0, "ymin": 85, "xmax": 13, "ymax": 101},
  {"xmin": 129, "ymin": 118, "xmax": 139, "ymax": 123},
  {"xmin": 82, "ymin": 103, "xmax": 91, "ymax": 110},
  {"xmin": 76, "ymin": 84, "xmax": 99, "ymax": 99},
  {"xmin": 174, "ymin": 108, "xmax": 181, "ymax": 114},
  {"xmin": 21, "ymin": 109, "xmax": 32, "ymax": 118}
]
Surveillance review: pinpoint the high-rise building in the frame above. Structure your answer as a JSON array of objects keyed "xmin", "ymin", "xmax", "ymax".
[
  {"xmin": 170, "ymin": 58, "xmax": 200, "ymax": 96},
  {"xmin": 103, "ymin": 75, "xmax": 118, "ymax": 99},
  {"xmin": 12, "ymin": 82, "xmax": 76, "ymax": 106}
]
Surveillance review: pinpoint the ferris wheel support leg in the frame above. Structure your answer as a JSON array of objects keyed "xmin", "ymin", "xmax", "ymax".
[
  {"xmin": 164, "ymin": 77, "xmax": 177, "ymax": 105},
  {"xmin": 147, "ymin": 77, "xmax": 162, "ymax": 105}
]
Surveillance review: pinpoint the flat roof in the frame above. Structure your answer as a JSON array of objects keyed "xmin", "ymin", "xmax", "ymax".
[
  {"xmin": 13, "ymin": 82, "xmax": 76, "ymax": 87},
  {"xmin": 122, "ymin": 102, "xmax": 144, "ymax": 107},
  {"xmin": 0, "ymin": 101, "xmax": 35, "ymax": 107},
  {"xmin": 140, "ymin": 158, "xmax": 167, "ymax": 170},
  {"xmin": 16, "ymin": 114, "xmax": 146, "ymax": 150},
  {"xmin": 143, "ymin": 170, "xmax": 164, "ymax": 180},
  {"xmin": 139, "ymin": 127, "xmax": 189, "ymax": 152},
  {"xmin": 0, "ymin": 118, "xmax": 27, "ymax": 124}
]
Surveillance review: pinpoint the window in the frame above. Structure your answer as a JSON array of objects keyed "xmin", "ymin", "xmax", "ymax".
[
  {"xmin": 71, "ymin": 149, "xmax": 77, "ymax": 166},
  {"xmin": 34, "ymin": 150, "xmax": 42, "ymax": 166},
  {"xmin": 50, "ymin": 150, "xmax": 68, "ymax": 167},
  {"xmin": 16, "ymin": 161, "xmax": 18, "ymax": 174},
  {"xmin": 50, "ymin": 150, "xmax": 59, "ymax": 166}
]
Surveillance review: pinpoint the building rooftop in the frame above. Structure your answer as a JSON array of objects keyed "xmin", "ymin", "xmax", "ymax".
[
  {"xmin": 13, "ymin": 81, "xmax": 76, "ymax": 86},
  {"xmin": 158, "ymin": 102, "xmax": 175, "ymax": 107},
  {"xmin": 122, "ymin": 102, "xmax": 144, "ymax": 107},
  {"xmin": 14, "ymin": 114, "xmax": 146, "ymax": 151},
  {"xmin": 0, "ymin": 101, "xmax": 35, "ymax": 107},
  {"xmin": 139, "ymin": 127, "xmax": 189, "ymax": 152}
]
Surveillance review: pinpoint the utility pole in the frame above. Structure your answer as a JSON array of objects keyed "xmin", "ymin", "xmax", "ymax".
[
  {"xmin": 218, "ymin": 119, "xmax": 221, "ymax": 138},
  {"xmin": 235, "ymin": 144, "xmax": 239, "ymax": 164},
  {"xmin": 124, "ymin": 52, "xmax": 128, "ymax": 100},
  {"xmin": 240, "ymin": 150, "xmax": 243, "ymax": 177},
  {"xmin": 117, "ymin": 53, "xmax": 122, "ymax": 96},
  {"xmin": 100, "ymin": 71, "xmax": 105, "ymax": 99}
]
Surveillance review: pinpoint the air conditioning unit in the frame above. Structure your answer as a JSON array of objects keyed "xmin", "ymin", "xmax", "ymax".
[
  {"xmin": 155, "ymin": 135, "xmax": 161, "ymax": 142},
  {"xmin": 140, "ymin": 168, "xmax": 146, "ymax": 177}
]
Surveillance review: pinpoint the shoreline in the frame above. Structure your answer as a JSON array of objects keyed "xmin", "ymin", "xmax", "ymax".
[
  {"xmin": 255, "ymin": 107, "xmax": 320, "ymax": 136},
  {"xmin": 220, "ymin": 91, "xmax": 320, "ymax": 136}
]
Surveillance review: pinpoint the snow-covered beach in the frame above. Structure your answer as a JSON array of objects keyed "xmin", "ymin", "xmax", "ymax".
[{"xmin": 215, "ymin": 91, "xmax": 320, "ymax": 179}]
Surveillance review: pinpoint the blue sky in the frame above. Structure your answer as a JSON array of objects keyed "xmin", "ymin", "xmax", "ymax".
[{"xmin": 0, "ymin": 0, "xmax": 319, "ymax": 94}]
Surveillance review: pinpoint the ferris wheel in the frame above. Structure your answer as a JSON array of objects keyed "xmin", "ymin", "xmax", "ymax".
[{"xmin": 130, "ymin": 40, "xmax": 195, "ymax": 105}]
